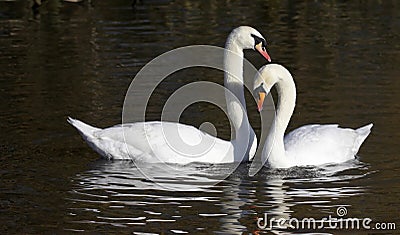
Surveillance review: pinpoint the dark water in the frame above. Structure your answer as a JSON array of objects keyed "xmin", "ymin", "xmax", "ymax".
[{"xmin": 1, "ymin": 0, "xmax": 399, "ymax": 234}]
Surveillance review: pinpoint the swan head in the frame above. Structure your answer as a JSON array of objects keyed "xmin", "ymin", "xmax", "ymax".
[
  {"xmin": 229, "ymin": 26, "xmax": 271, "ymax": 62},
  {"xmin": 253, "ymin": 64, "xmax": 291, "ymax": 111}
]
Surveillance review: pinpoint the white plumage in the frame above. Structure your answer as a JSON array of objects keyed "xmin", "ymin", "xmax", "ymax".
[
  {"xmin": 283, "ymin": 124, "xmax": 373, "ymax": 167},
  {"xmin": 254, "ymin": 64, "xmax": 373, "ymax": 168},
  {"xmin": 68, "ymin": 118, "xmax": 235, "ymax": 163}
]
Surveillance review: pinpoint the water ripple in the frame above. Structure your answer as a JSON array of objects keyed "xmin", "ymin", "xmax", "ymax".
[{"xmin": 65, "ymin": 160, "xmax": 371, "ymax": 233}]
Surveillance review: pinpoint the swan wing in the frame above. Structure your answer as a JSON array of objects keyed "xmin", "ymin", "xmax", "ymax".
[
  {"xmin": 284, "ymin": 124, "xmax": 372, "ymax": 166},
  {"xmin": 69, "ymin": 118, "xmax": 233, "ymax": 163}
]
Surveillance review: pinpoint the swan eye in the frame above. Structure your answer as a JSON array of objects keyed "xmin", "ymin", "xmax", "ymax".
[
  {"xmin": 251, "ymin": 34, "xmax": 267, "ymax": 48},
  {"xmin": 254, "ymin": 83, "xmax": 266, "ymax": 97}
]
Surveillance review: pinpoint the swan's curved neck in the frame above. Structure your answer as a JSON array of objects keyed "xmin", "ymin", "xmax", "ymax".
[
  {"xmin": 224, "ymin": 38, "xmax": 245, "ymax": 108},
  {"xmin": 265, "ymin": 73, "xmax": 296, "ymax": 166},
  {"xmin": 274, "ymin": 77, "xmax": 296, "ymax": 138},
  {"xmin": 224, "ymin": 37, "xmax": 249, "ymax": 142}
]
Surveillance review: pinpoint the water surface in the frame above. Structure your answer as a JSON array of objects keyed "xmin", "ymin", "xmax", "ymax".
[{"xmin": 0, "ymin": 0, "xmax": 399, "ymax": 233}]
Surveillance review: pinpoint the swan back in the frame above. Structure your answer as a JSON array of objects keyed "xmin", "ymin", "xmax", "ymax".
[{"xmin": 284, "ymin": 123, "xmax": 373, "ymax": 167}]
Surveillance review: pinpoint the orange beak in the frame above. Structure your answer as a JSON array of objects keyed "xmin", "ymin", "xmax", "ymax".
[
  {"xmin": 255, "ymin": 43, "xmax": 271, "ymax": 62},
  {"xmin": 257, "ymin": 92, "xmax": 266, "ymax": 112}
]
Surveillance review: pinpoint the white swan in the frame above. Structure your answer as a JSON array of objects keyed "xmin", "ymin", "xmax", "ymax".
[
  {"xmin": 68, "ymin": 26, "xmax": 271, "ymax": 164},
  {"xmin": 254, "ymin": 64, "xmax": 373, "ymax": 168}
]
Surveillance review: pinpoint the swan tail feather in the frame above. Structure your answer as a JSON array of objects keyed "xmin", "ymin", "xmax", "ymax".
[
  {"xmin": 67, "ymin": 117, "xmax": 100, "ymax": 137},
  {"xmin": 67, "ymin": 117, "xmax": 108, "ymax": 157},
  {"xmin": 353, "ymin": 123, "xmax": 373, "ymax": 153},
  {"xmin": 68, "ymin": 117, "xmax": 141, "ymax": 160}
]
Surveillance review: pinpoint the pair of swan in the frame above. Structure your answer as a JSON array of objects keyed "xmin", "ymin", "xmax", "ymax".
[{"xmin": 68, "ymin": 26, "xmax": 372, "ymax": 168}]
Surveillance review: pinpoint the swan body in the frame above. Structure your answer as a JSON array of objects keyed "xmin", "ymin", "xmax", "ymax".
[
  {"xmin": 69, "ymin": 26, "xmax": 271, "ymax": 163},
  {"xmin": 254, "ymin": 64, "xmax": 373, "ymax": 168},
  {"xmin": 68, "ymin": 118, "xmax": 241, "ymax": 163}
]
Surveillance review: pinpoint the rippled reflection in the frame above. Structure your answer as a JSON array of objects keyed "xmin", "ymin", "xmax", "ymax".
[
  {"xmin": 66, "ymin": 160, "xmax": 369, "ymax": 233},
  {"xmin": 71, "ymin": 160, "xmax": 235, "ymax": 191}
]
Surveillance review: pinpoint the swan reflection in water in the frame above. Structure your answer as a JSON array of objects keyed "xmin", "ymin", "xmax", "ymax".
[
  {"xmin": 252, "ymin": 161, "xmax": 371, "ymax": 234},
  {"xmin": 66, "ymin": 159, "xmax": 371, "ymax": 234}
]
